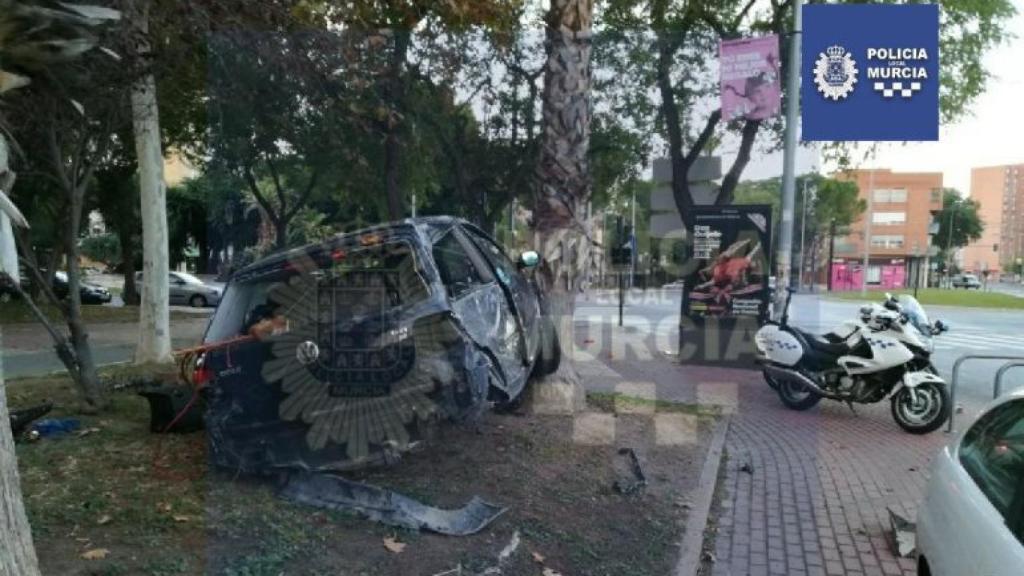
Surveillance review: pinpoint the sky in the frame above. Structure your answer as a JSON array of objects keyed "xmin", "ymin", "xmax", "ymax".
[{"xmin": 854, "ymin": 0, "xmax": 1024, "ymax": 195}]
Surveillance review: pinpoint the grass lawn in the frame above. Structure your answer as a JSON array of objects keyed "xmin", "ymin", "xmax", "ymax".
[
  {"xmin": 0, "ymin": 300, "xmax": 202, "ymax": 324},
  {"xmin": 8, "ymin": 368, "xmax": 716, "ymax": 576},
  {"xmin": 827, "ymin": 288, "xmax": 1024, "ymax": 310}
]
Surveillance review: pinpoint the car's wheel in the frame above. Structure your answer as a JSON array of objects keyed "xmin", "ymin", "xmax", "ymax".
[
  {"xmin": 777, "ymin": 375, "xmax": 822, "ymax": 411},
  {"xmin": 532, "ymin": 317, "xmax": 561, "ymax": 377},
  {"xmin": 189, "ymin": 294, "xmax": 207, "ymax": 308},
  {"xmin": 891, "ymin": 381, "xmax": 950, "ymax": 434}
]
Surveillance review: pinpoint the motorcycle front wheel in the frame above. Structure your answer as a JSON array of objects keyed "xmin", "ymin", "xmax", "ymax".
[
  {"xmin": 762, "ymin": 370, "xmax": 780, "ymax": 390},
  {"xmin": 891, "ymin": 381, "xmax": 950, "ymax": 434}
]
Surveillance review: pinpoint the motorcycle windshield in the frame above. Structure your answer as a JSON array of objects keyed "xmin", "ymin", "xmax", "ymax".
[{"xmin": 898, "ymin": 295, "xmax": 931, "ymax": 338}]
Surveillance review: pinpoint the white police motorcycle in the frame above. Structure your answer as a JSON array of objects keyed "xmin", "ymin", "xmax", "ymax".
[{"xmin": 755, "ymin": 289, "xmax": 951, "ymax": 434}]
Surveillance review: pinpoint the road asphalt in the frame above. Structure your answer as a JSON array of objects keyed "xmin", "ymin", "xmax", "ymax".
[{"xmin": 575, "ymin": 289, "xmax": 1024, "ymax": 425}]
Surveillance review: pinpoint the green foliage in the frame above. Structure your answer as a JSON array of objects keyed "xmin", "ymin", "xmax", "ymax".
[
  {"xmin": 933, "ymin": 188, "xmax": 985, "ymax": 251},
  {"xmin": 79, "ymin": 232, "xmax": 120, "ymax": 266}
]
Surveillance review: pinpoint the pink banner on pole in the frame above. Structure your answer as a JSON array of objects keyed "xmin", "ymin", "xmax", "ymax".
[{"xmin": 720, "ymin": 35, "xmax": 781, "ymax": 122}]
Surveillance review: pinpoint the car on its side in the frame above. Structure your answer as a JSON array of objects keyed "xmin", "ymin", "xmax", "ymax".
[
  {"xmin": 950, "ymin": 274, "xmax": 982, "ymax": 289},
  {"xmin": 915, "ymin": 388, "xmax": 1024, "ymax": 576},
  {"xmin": 134, "ymin": 271, "xmax": 222, "ymax": 307},
  {"xmin": 197, "ymin": 216, "xmax": 559, "ymax": 473}
]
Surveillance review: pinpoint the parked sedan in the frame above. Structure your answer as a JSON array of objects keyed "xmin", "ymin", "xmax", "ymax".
[
  {"xmin": 198, "ymin": 216, "xmax": 558, "ymax": 473},
  {"xmin": 916, "ymin": 389, "xmax": 1024, "ymax": 576},
  {"xmin": 134, "ymin": 271, "xmax": 222, "ymax": 307},
  {"xmin": 950, "ymin": 274, "xmax": 982, "ymax": 289},
  {"xmin": 53, "ymin": 271, "xmax": 112, "ymax": 304}
]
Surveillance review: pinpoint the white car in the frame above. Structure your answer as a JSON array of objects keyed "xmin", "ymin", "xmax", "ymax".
[{"xmin": 916, "ymin": 389, "xmax": 1024, "ymax": 575}]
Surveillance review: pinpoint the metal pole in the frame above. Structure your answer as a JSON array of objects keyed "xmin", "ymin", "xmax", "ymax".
[
  {"xmin": 774, "ymin": 0, "xmax": 802, "ymax": 317},
  {"xmin": 827, "ymin": 219, "xmax": 836, "ymax": 291},
  {"xmin": 618, "ymin": 271, "xmax": 624, "ymax": 327},
  {"xmin": 798, "ymin": 178, "xmax": 808, "ymax": 291},
  {"xmin": 945, "ymin": 204, "xmax": 957, "ymax": 286},
  {"xmin": 861, "ymin": 169, "xmax": 875, "ymax": 296},
  {"xmin": 630, "ymin": 188, "xmax": 636, "ymax": 290}
]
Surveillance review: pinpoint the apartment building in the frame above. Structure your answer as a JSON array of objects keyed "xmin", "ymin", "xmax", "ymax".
[
  {"xmin": 829, "ymin": 169, "xmax": 944, "ymax": 290},
  {"xmin": 961, "ymin": 164, "xmax": 1024, "ymax": 281}
]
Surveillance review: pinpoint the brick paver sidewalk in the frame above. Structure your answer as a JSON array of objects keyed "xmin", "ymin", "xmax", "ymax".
[
  {"xmin": 709, "ymin": 379, "xmax": 947, "ymax": 576},
  {"xmin": 573, "ymin": 327, "xmax": 949, "ymax": 576}
]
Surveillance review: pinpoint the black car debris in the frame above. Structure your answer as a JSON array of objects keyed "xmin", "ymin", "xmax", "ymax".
[{"xmin": 198, "ymin": 216, "xmax": 559, "ymax": 473}]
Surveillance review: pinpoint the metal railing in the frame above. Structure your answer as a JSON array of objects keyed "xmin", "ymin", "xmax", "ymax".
[
  {"xmin": 947, "ymin": 354, "xmax": 1024, "ymax": 433},
  {"xmin": 993, "ymin": 361, "xmax": 1024, "ymax": 400}
]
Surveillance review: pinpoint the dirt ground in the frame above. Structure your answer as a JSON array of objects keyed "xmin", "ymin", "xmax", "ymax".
[{"xmin": 10, "ymin": 370, "xmax": 717, "ymax": 576}]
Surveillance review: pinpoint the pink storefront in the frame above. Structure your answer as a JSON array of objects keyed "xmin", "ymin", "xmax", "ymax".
[{"xmin": 830, "ymin": 258, "xmax": 906, "ymax": 291}]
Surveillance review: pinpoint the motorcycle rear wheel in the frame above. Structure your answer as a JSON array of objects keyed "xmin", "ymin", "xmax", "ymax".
[
  {"xmin": 777, "ymin": 376, "xmax": 822, "ymax": 411},
  {"xmin": 891, "ymin": 382, "xmax": 949, "ymax": 434}
]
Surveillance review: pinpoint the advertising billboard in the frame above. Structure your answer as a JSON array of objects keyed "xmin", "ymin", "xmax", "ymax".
[
  {"xmin": 682, "ymin": 205, "xmax": 773, "ymax": 323},
  {"xmin": 720, "ymin": 35, "xmax": 782, "ymax": 122}
]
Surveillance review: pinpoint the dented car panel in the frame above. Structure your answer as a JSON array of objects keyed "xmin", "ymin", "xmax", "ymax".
[{"xmin": 201, "ymin": 216, "xmax": 549, "ymax": 473}]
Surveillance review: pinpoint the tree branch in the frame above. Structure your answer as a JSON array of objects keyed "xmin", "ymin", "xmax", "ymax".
[
  {"xmin": 243, "ymin": 166, "xmax": 280, "ymax": 225},
  {"xmin": 45, "ymin": 119, "xmax": 72, "ymax": 196},
  {"xmin": 717, "ymin": 119, "xmax": 762, "ymax": 205},
  {"xmin": 284, "ymin": 166, "xmax": 321, "ymax": 222},
  {"xmin": 265, "ymin": 155, "xmax": 287, "ymax": 216},
  {"xmin": 683, "ymin": 109, "xmax": 722, "ymax": 168}
]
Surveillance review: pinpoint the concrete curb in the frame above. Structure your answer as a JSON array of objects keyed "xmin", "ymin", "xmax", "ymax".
[{"xmin": 673, "ymin": 414, "xmax": 731, "ymax": 576}]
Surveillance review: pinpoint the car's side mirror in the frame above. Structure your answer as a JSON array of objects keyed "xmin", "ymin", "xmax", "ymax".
[{"xmin": 519, "ymin": 251, "xmax": 540, "ymax": 269}]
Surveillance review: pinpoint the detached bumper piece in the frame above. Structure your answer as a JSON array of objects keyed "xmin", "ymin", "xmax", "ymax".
[{"xmin": 280, "ymin": 471, "xmax": 506, "ymax": 536}]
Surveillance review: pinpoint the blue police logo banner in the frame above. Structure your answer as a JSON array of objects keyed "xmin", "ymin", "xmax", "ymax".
[{"xmin": 802, "ymin": 4, "xmax": 939, "ymax": 141}]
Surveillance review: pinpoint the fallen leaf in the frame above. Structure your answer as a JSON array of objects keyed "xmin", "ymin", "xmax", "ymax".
[
  {"xmin": 172, "ymin": 515, "xmax": 190, "ymax": 523},
  {"xmin": 81, "ymin": 548, "xmax": 109, "ymax": 560},
  {"xmin": 542, "ymin": 568, "xmax": 563, "ymax": 576},
  {"xmin": 157, "ymin": 502, "xmax": 172, "ymax": 512},
  {"xmin": 531, "ymin": 552, "xmax": 546, "ymax": 564},
  {"xmin": 77, "ymin": 427, "xmax": 101, "ymax": 437},
  {"xmin": 96, "ymin": 515, "xmax": 111, "ymax": 526},
  {"xmin": 383, "ymin": 537, "xmax": 406, "ymax": 554}
]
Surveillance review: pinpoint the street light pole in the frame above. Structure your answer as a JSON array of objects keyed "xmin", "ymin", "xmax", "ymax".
[{"xmin": 775, "ymin": 0, "xmax": 802, "ymax": 317}]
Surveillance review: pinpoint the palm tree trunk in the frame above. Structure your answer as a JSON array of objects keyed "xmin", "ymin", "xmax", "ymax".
[
  {"xmin": 129, "ymin": 0, "xmax": 173, "ymax": 364},
  {"xmin": 530, "ymin": 0, "xmax": 594, "ymax": 412},
  {"xmin": 0, "ymin": 134, "xmax": 43, "ymax": 576}
]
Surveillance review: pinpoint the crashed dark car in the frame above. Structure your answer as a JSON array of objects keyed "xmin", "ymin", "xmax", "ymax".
[{"xmin": 198, "ymin": 216, "xmax": 559, "ymax": 473}]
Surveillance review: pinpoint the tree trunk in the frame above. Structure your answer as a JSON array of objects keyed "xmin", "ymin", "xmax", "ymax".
[
  {"xmin": 64, "ymin": 185, "xmax": 106, "ymax": 410},
  {"xmin": 529, "ymin": 0, "xmax": 594, "ymax": 413},
  {"xmin": 383, "ymin": 29, "xmax": 410, "ymax": 221},
  {"xmin": 274, "ymin": 217, "xmax": 288, "ymax": 251},
  {"xmin": 0, "ymin": 134, "xmax": 44, "ymax": 576},
  {"xmin": 130, "ymin": 0, "xmax": 173, "ymax": 365},
  {"xmin": 0, "ymin": 353, "xmax": 42, "ymax": 576}
]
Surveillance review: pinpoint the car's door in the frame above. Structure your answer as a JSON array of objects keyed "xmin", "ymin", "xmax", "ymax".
[
  {"xmin": 431, "ymin": 228, "xmax": 528, "ymax": 394},
  {"xmin": 929, "ymin": 399, "xmax": 1024, "ymax": 576},
  {"xmin": 461, "ymin": 224, "xmax": 541, "ymax": 366},
  {"xmin": 168, "ymin": 273, "xmax": 186, "ymax": 305}
]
